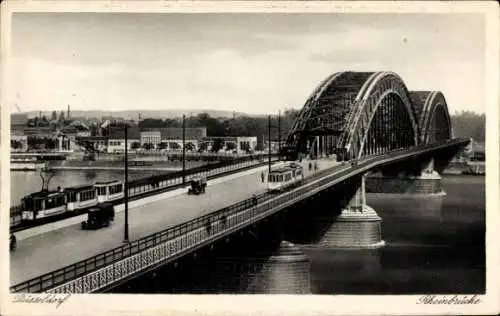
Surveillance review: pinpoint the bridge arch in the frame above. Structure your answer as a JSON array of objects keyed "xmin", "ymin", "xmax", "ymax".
[
  {"xmin": 286, "ymin": 71, "xmax": 420, "ymax": 160},
  {"xmin": 347, "ymin": 71, "xmax": 419, "ymax": 159},
  {"xmin": 409, "ymin": 91, "xmax": 452, "ymax": 144}
]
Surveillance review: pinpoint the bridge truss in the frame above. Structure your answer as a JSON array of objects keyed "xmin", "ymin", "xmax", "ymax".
[{"xmin": 285, "ymin": 71, "xmax": 453, "ymax": 160}]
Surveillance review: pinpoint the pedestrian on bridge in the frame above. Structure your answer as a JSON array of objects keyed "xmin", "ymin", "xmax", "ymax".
[
  {"xmin": 10, "ymin": 233, "xmax": 17, "ymax": 251},
  {"xmin": 308, "ymin": 162, "xmax": 312, "ymax": 172},
  {"xmin": 261, "ymin": 172, "xmax": 265, "ymax": 183},
  {"xmin": 314, "ymin": 161, "xmax": 318, "ymax": 173}
]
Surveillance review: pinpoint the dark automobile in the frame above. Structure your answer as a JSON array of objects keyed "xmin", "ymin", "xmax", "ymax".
[
  {"xmin": 188, "ymin": 176, "xmax": 207, "ymax": 195},
  {"xmin": 81, "ymin": 203, "xmax": 115, "ymax": 230}
]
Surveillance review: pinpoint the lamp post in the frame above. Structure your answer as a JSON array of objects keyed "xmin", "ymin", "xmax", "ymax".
[
  {"xmin": 278, "ymin": 110, "xmax": 281, "ymax": 159},
  {"xmin": 182, "ymin": 114, "xmax": 186, "ymax": 184},
  {"xmin": 268, "ymin": 115, "xmax": 272, "ymax": 174},
  {"xmin": 123, "ymin": 124, "xmax": 129, "ymax": 243}
]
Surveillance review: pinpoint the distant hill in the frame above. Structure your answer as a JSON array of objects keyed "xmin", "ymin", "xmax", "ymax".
[{"xmin": 22, "ymin": 109, "xmax": 253, "ymax": 120}]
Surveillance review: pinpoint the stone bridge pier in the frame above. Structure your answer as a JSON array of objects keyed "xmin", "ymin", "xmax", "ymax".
[
  {"xmin": 312, "ymin": 174, "xmax": 386, "ymax": 249},
  {"xmin": 364, "ymin": 154, "xmax": 451, "ymax": 222},
  {"xmin": 366, "ymin": 156, "xmax": 446, "ymax": 196}
]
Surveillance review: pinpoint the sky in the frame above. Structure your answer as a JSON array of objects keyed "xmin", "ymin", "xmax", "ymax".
[{"xmin": 6, "ymin": 12, "xmax": 486, "ymax": 115}]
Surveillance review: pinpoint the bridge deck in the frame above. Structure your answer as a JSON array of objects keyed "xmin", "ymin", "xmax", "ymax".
[{"xmin": 10, "ymin": 158, "xmax": 339, "ymax": 285}]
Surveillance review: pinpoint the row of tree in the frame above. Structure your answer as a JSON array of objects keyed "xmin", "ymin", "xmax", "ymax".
[
  {"xmin": 130, "ymin": 142, "xmax": 196, "ymax": 151},
  {"xmin": 131, "ymin": 141, "xmax": 238, "ymax": 153},
  {"xmin": 450, "ymin": 111, "xmax": 485, "ymax": 143},
  {"xmin": 139, "ymin": 110, "xmax": 299, "ymax": 140}
]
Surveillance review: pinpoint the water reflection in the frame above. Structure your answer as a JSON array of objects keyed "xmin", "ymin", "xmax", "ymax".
[
  {"xmin": 83, "ymin": 169, "xmax": 98, "ymax": 181},
  {"xmin": 367, "ymin": 192, "xmax": 445, "ymax": 221},
  {"xmin": 303, "ymin": 247, "xmax": 381, "ymax": 294}
]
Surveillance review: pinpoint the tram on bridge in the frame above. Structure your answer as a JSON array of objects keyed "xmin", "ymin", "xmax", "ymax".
[
  {"xmin": 20, "ymin": 180, "xmax": 125, "ymax": 222},
  {"xmin": 267, "ymin": 163, "xmax": 304, "ymax": 192},
  {"xmin": 21, "ymin": 190, "xmax": 67, "ymax": 221},
  {"xmin": 95, "ymin": 180, "xmax": 125, "ymax": 203},
  {"xmin": 66, "ymin": 185, "xmax": 98, "ymax": 211}
]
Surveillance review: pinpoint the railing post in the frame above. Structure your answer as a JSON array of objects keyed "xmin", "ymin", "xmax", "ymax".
[
  {"xmin": 124, "ymin": 124, "xmax": 129, "ymax": 243},
  {"xmin": 278, "ymin": 110, "xmax": 281, "ymax": 159},
  {"xmin": 268, "ymin": 115, "xmax": 272, "ymax": 174}
]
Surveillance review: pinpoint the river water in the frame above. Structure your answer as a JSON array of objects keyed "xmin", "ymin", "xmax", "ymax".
[{"xmin": 306, "ymin": 175, "xmax": 485, "ymax": 294}]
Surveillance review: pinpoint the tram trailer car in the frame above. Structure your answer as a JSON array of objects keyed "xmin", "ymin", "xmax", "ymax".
[
  {"xmin": 267, "ymin": 163, "xmax": 304, "ymax": 192},
  {"xmin": 95, "ymin": 180, "xmax": 125, "ymax": 203},
  {"xmin": 21, "ymin": 190, "xmax": 67, "ymax": 221},
  {"xmin": 65, "ymin": 185, "xmax": 98, "ymax": 211}
]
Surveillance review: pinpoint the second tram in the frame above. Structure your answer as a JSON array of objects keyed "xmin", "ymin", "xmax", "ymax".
[{"xmin": 267, "ymin": 163, "xmax": 304, "ymax": 192}]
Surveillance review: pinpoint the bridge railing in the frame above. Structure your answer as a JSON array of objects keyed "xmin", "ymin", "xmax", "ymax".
[
  {"xmin": 10, "ymin": 159, "xmax": 344, "ymax": 294},
  {"xmin": 10, "ymin": 154, "xmax": 278, "ymax": 230}
]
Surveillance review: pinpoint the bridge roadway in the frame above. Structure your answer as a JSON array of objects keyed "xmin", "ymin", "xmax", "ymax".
[{"xmin": 10, "ymin": 158, "xmax": 339, "ymax": 286}]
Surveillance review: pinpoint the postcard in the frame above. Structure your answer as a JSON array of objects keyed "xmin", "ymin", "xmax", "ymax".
[{"xmin": 1, "ymin": 1, "xmax": 498, "ymax": 315}]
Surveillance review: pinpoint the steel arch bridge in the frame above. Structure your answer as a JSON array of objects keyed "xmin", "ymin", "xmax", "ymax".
[{"xmin": 284, "ymin": 71, "xmax": 453, "ymax": 160}]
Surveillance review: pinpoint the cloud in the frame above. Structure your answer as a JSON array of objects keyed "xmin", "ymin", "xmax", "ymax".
[
  {"xmin": 7, "ymin": 13, "xmax": 485, "ymax": 115},
  {"xmin": 6, "ymin": 58, "xmax": 125, "ymax": 111}
]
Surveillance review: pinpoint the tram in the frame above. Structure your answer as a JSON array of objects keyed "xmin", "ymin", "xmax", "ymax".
[
  {"xmin": 65, "ymin": 185, "xmax": 98, "ymax": 211},
  {"xmin": 95, "ymin": 180, "xmax": 125, "ymax": 203},
  {"xmin": 267, "ymin": 163, "xmax": 304, "ymax": 192},
  {"xmin": 20, "ymin": 180, "xmax": 125, "ymax": 222},
  {"xmin": 21, "ymin": 190, "xmax": 67, "ymax": 221}
]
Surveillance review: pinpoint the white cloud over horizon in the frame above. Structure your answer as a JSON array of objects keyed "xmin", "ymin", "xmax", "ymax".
[{"xmin": 7, "ymin": 13, "xmax": 486, "ymax": 115}]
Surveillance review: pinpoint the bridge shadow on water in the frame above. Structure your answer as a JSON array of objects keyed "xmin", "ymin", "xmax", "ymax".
[
  {"xmin": 110, "ymin": 216, "xmax": 288, "ymax": 294},
  {"xmin": 110, "ymin": 175, "xmax": 485, "ymax": 294}
]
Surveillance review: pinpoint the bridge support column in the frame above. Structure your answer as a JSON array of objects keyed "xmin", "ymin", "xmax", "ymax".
[
  {"xmin": 211, "ymin": 241, "xmax": 311, "ymax": 294},
  {"xmin": 246, "ymin": 241, "xmax": 311, "ymax": 294},
  {"xmin": 317, "ymin": 174, "xmax": 385, "ymax": 249}
]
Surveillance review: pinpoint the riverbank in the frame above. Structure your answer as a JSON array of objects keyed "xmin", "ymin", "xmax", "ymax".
[
  {"xmin": 443, "ymin": 161, "xmax": 485, "ymax": 175},
  {"xmin": 50, "ymin": 165, "xmax": 183, "ymax": 171},
  {"xmin": 43, "ymin": 159, "xmax": 207, "ymax": 172}
]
